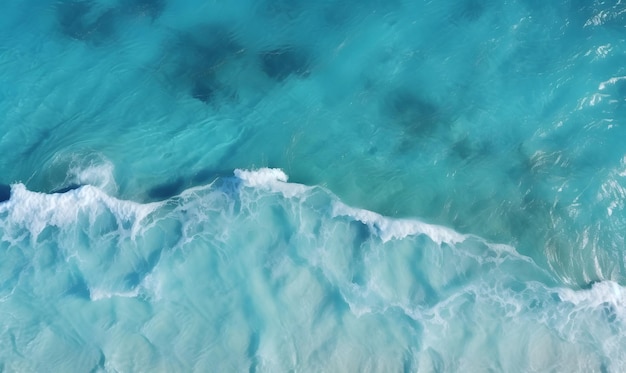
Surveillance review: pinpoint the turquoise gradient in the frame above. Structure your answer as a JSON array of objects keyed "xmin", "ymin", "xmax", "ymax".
[{"xmin": 1, "ymin": 0, "xmax": 626, "ymax": 371}]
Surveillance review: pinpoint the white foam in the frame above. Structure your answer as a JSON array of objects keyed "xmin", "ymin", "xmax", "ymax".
[
  {"xmin": 50, "ymin": 152, "xmax": 119, "ymax": 194},
  {"xmin": 1, "ymin": 184, "xmax": 160, "ymax": 239},
  {"xmin": 66, "ymin": 160, "xmax": 118, "ymax": 194},
  {"xmin": 140, "ymin": 273, "xmax": 163, "ymax": 301},
  {"xmin": 598, "ymin": 75, "xmax": 626, "ymax": 90},
  {"xmin": 90, "ymin": 287, "xmax": 140, "ymax": 301},
  {"xmin": 234, "ymin": 168, "xmax": 467, "ymax": 244},
  {"xmin": 234, "ymin": 168, "xmax": 311, "ymax": 198},
  {"xmin": 234, "ymin": 168, "xmax": 288, "ymax": 185},
  {"xmin": 332, "ymin": 201, "xmax": 466, "ymax": 244},
  {"xmin": 558, "ymin": 281, "xmax": 626, "ymax": 309}
]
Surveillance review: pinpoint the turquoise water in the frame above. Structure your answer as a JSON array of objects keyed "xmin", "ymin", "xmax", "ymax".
[{"xmin": 1, "ymin": 0, "xmax": 626, "ymax": 371}]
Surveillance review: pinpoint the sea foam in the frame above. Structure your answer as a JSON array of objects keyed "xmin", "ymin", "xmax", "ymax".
[
  {"xmin": 235, "ymin": 168, "xmax": 465, "ymax": 244},
  {"xmin": 1, "ymin": 183, "xmax": 159, "ymax": 239},
  {"xmin": 0, "ymin": 170, "xmax": 625, "ymax": 372},
  {"xmin": 2, "ymin": 0, "xmax": 626, "ymax": 370}
]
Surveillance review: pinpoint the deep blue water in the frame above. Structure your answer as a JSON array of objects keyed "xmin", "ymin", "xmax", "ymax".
[{"xmin": 1, "ymin": 0, "xmax": 626, "ymax": 371}]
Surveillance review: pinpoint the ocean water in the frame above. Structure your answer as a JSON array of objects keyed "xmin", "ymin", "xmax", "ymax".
[{"xmin": 1, "ymin": 0, "xmax": 626, "ymax": 371}]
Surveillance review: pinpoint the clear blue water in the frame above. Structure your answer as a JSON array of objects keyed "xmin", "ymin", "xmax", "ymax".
[{"xmin": 1, "ymin": 0, "xmax": 626, "ymax": 371}]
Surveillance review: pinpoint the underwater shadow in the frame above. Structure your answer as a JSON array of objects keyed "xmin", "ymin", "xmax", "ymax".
[
  {"xmin": 383, "ymin": 88, "xmax": 442, "ymax": 137},
  {"xmin": 147, "ymin": 177, "xmax": 185, "ymax": 200},
  {"xmin": 124, "ymin": 0, "xmax": 167, "ymax": 20},
  {"xmin": 259, "ymin": 45, "xmax": 311, "ymax": 82},
  {"xmin": 164, "ymin": 24, "xmax": 243, "ymax": 103},
  {"xmin": 0, "ymin": 184, "xmax": 10, "ymax": 203},
  {"xmin": 51, "ymin": 184, "xmax": 83, "ymax": 194},
  {"xmin": 56, "ymin": 0, "xmax": 118, "ymax": 43},
  {"xmin": 145, "ymin": 168, "xmax": 238, "ymax": 201}
]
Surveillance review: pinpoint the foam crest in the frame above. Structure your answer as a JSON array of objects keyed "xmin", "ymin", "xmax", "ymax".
[
  {"xmin": 332, "ymin": 200, "xmax": 466, "ymax": 244},
  {"xmin": 48, "ymin": 152, "xmax": 119, "ymax": 194},
  {"xmin": 1, "ymin": 184, "xmax": 159, "ymax": 239},
  {"xmin": 66, "ymin": 160, "xmax": 118, "ymax": 194},
  {"xmin": 234, "ymin": 168, "xmax": 466, "ymax": 244},
  {"xmin": 234, "ymin": 167, "xmax": 288, "ymax": 185},
  {"xmin": 234, "ymin": 167, "xmax": 311, "ymax": 197},
  {"xmin": 558, "ymin": 281, "xmax": 626, "ymax": 309}
]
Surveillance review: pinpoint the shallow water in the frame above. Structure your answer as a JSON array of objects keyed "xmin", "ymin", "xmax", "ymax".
[{"xmin": 1, "ymin": 0, "xmax": 626, "ymax": 371}]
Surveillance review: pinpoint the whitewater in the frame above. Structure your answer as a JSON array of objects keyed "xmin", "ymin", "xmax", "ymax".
[{"xmin": 1, "ymin": 0, "xmax": 626, "ymax": 372}]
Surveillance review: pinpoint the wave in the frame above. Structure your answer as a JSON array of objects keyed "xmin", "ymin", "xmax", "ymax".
[{"xmin": 0, "ymin": 168, "xmax": 625, "ymax": 371}]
